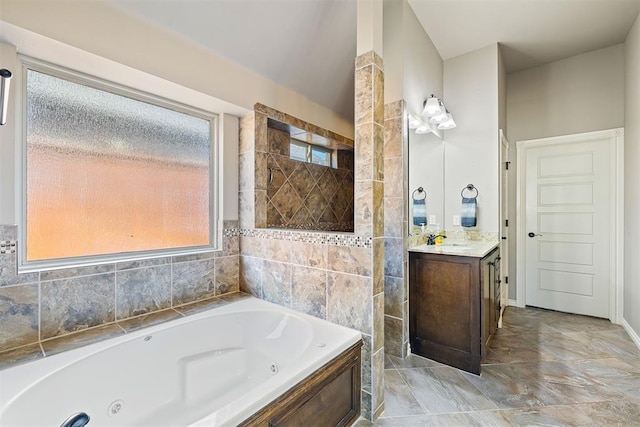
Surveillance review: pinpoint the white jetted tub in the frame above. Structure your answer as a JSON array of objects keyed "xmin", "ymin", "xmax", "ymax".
[{"xmin": 0, "ymin": 297, "xmax": 362, "ymax": 427}]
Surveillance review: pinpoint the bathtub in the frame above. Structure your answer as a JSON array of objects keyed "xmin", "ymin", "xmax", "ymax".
[{"xmin": 0, "ymin": 297, "xmax": 362, "ymax": 427}]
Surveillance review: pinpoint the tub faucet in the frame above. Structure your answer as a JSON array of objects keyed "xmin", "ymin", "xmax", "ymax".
[{"xmin": 60, "ymin": 412, "xmax": 90, "ymax": 427}]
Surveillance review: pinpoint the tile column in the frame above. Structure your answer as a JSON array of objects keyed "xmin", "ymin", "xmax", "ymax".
[
  {"xmin": 239, "ymin": 111, "xmax": 268, "ymax": 229},
  {"xmin": 354, "ymin": 49, "xmax": 385, "ymax": 420},
  {"xmin": 383, "ymin": 100, "xmax": 408, "ymax": 357}
]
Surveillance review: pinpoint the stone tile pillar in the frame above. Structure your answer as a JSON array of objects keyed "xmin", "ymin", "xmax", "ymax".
[
  {"xmin": 354, "ymin": 50, "xmax": 385, "ymax": 420},
  {"xmin": 239, "ymin": 112, "xmax": 268, "ymax": 229},
  {"xmin": 383, "ymin": 100, "xmax": 408, "ymax": 358}
]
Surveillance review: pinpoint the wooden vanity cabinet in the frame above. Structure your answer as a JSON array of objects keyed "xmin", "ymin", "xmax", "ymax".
[{"xmin": 409, "ymin": 248, "xmax": 500, "ymax": 375}]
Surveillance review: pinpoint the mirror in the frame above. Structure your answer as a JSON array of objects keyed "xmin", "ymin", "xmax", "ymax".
[{"xmin": 408, "ymin": 123, "xmax": 444, "ymax": 235}]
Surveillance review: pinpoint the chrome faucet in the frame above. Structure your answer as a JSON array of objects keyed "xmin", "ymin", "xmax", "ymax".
[
  {"xmin": 60, "ymin": 412, "xmax": 90, "ymax": 427},
  {"xmin": 426, "ymin": 234, "xmax": 446, "ymax": 245}
]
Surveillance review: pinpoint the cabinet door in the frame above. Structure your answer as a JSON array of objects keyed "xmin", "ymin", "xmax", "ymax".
[
  {"xmin": 494, "ymin": 257, "xmax": 502, "ymax": 330},
  {"xmin": 481, "ymin": 249, "xmax": 500, "ymax": 354},
  {"xmin": 410, "ymin": 253, "xmax": 481, "ymax": 375}
]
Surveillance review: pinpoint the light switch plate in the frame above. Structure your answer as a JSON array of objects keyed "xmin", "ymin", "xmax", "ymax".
[
  {"xmin": 453, "ymin": 215, "xmax": 460, "ymax": 226},
  {"xmin": 428, "ymin": 215, "xmax": 436, "ymax": 225}
]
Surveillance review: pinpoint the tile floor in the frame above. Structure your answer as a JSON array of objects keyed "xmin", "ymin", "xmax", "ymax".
[{"xmin": 356, "ymin": 306, "xmax": 640, "ymax": 426}]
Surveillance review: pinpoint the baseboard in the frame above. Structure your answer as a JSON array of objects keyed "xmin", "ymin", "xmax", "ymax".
[
  {"xmin": 508, "ymin": 299, "xmax": 518, "ymax": 307},
  {"xmin": 621, "ymin": 318, "xmax": 640, "ymax": 351}
]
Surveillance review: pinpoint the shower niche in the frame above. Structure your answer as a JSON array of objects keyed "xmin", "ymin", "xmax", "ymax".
[{"xmin": 245, "ymin": 104, "xmax": 354, "ymax": 232}]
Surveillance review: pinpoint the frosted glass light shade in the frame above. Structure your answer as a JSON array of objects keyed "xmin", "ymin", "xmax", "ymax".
[
  {"xmin": 429, "ymin": 110, "xmax": 449, "ymax": 124},
  {"xmin": 422, "ymin": 96, "xmax": 442, "ymax": 117},
  {"xmin": 438, "ymin": 113, "xmax": 456, "ymax": 130},
  {"xmin": 415, "ymin": 124, "xmax": 431, "ymax": 134},
  {"xmin": 408, "ymin": 115, "xmax": 422, "ymax": 129}
]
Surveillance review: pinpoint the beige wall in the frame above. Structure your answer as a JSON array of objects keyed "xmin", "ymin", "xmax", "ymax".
[
  {"xmin": 383, "ymin": 0, "xmax": 445, "ymax": 226},
  {"xmin": 401, "ymin": 1, "xmax": 444, "ymax": 122},
  {"xmin": 444, "ymin": 44, "xmax": 500, "ymax": 233},
  {"xmin": 506, "ymin": 44, "xmax": 625, "ymax": 300},
  {"xmin": 0, "ymin": 0, "xmax": 353, "ymax": 139},
  {"xmin": 498, "ymin": 47, "xmax": 507, "ymax": 134},
  {"xmin": 403, "ymin": 2, "xmax": 446, "ymax": 226},
  {"xmin": 0, "ymin": 42, "xmax": 17, "ymax": 225},
  {"xmin": 382, "ymin": 0, "xmax": 403, "ymax": 103},
  {"xmin": 507, "ymin": 44, "xmax": 624, "ymax": 142},
  {"xmin": 625, "ymin": 15, "xmax": 640, "ymax": 338},
  {"xmin": 383, "ymin": 0, "xmax": 443, "ymax": 113}
]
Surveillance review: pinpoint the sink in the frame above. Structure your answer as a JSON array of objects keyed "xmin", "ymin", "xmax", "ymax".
[
  {"xmin": 440, "ymin": 244, "xmax": 473, "ymax": 250},
  {"xmin": 413, "ymin": 242, "xmax": 474, "ymax": 252}
]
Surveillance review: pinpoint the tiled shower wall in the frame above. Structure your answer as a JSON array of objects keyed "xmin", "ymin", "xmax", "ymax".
[
  {"xmin": 383, "ymin": 100, "xmax": 408, "ymax": 358},
  {"xmin": 238, "ymin": 51, "xmax": 386, "ymax": 419},
  {"xmin": 0, "ymin": 222, "xmax": 239, "ymax": 355},
  {"xmin": 266, "ymin": 126, "xmax": 355, "ymax": 231}
]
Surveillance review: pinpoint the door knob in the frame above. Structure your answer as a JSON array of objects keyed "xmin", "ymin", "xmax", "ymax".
[{"xmin": 528, "ymin": 232, "xmax": 542, "ymax": 238}]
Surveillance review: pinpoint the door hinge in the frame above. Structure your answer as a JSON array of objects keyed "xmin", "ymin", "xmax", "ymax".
[
  {"xmin": 505, "ymin": 219, "xmax": 509, "ymax": 227},
  {"xmin": 501, "ymin": 236, "xmax": 507, "ymax": 240},
  {"xmin": 505, "ymin": 161, "xmax": 511, "ymax": 170},
  {"xmin": 505, "ymin": 276, "xmax": 509, "ymax": 284}
]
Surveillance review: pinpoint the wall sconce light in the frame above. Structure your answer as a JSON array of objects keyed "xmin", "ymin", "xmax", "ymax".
[
  {"xmin": 0, "ymin": 69, "xmax": 12, "ymax": 126},
  {"xmin": 422, "ymin": 94, "xmax": 443, "ymax": 117},
  {"xmin": 412, "ymin": 95, "xmax": 456, "ymax": 134}
]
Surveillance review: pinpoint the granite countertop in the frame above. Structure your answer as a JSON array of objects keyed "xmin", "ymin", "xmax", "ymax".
[{"xmin": 408, "ymin": 239, "xmax": 499, "ymax": 258}]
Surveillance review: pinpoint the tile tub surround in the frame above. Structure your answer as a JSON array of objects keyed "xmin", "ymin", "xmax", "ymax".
[
  {"xmin": 0, "ymin": 292, "xmax": 252, "ymax": 371},
  {"xmin": 238, "ymin": 228, "xmax": 382, "ymax": 418},
  {"xmin": 0, "ymin": 221, "xmax": 240, "ymax": 357},
  {"xmin": 237, "ymin": 50, "xmax": 386, "ymax": 421},
  {"xmin": 355, "ymin": 306, "xmax": 640, "ymax": 426}
]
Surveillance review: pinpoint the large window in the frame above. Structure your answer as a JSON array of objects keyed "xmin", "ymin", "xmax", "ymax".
[{"xmin": 22, "ymin": 60, "xmax": 217, "ymax": 269}]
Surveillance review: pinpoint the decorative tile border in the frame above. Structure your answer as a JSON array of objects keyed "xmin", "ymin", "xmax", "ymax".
[
  {"xmin": 0, "ymin": 241, "xmax": 17, "ymax": 254},
  {"xmin": 222, "ymin": 228, "xmax": 240, "ymax": 238},
  {"xmin": 238, "ymin": 228, "xmax": 372, "ymax": 248},
  {"xmin": 266, "ymin": 222, "xmax": 354, "ymax": 232}
]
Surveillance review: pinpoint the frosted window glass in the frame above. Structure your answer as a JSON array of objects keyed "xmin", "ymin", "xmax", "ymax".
[
  {"xmin": 25, "ymin": 69, "xmax": 211, "ymax": 261},
  {"xmin": 290, "ymin": 140, "xmax": 308, "ymax": 162},
  {"xmin": 311, "ymin": 148, "xmax": 331, "ymax": 167}
]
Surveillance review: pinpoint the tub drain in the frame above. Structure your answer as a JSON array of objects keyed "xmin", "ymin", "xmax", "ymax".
[{"xmin": 270, "ymin": 362, "xmax": 278, "ymax": 374}]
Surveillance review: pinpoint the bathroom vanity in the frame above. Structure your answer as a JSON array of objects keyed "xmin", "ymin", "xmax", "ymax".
[{"xmin": 408, "ymin": 241, "xmax": 500, "ymax": 375}]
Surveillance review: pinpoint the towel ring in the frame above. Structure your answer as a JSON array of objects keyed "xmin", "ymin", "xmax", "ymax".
[
  {"xmin": 412, "ymin": 187, "xmax": 426, "ymax": 201},
  {"xmin": 461, "ymin": 184, "xmax": 478, "ymax": 199}
]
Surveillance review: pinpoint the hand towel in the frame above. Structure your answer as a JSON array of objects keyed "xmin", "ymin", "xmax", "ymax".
[
  {"xmin": 412, "ymin": 198, "xmax": 427, "ymax": 226},
  {"xmin": 461, "ymin": 197, "xmax": 477, "ymax": 228}
]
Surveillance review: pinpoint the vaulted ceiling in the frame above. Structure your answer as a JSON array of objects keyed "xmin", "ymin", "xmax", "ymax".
[{"xmin": 109, "ymin": 0, "xmax": 640, "ymax": 123}]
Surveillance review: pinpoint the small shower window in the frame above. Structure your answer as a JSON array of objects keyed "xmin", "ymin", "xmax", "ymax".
[
  {"xmin": 289, "ymin": 139, "xmax": 332, "ymax": 167},
  {"xmin": 21, "ymin": 59, "xmax": 218, "ymax": 270}
]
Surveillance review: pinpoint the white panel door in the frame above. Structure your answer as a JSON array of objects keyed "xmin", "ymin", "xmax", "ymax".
[{"xmin": 525, "ymin": 138, "xmax": 611, "ymax": 318}]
